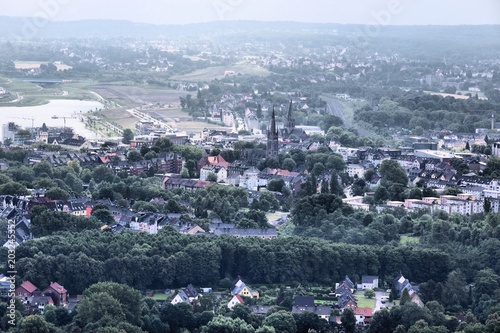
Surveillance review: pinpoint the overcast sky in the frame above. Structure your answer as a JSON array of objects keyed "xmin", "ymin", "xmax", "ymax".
[{"xmin": 3, "ymin": 0, "xmax": 500, "ymax": 25}]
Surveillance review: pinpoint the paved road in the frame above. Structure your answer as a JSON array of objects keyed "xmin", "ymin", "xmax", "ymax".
[
  {"xmin": 374, "ymin": 291, "xmax": 389, "ymax": 313},
  {"xmin": 323, "ymin": 95, "xmax": 352, "ymax": 128},
  {"xmin": 322, "ymin": 95, "xmax": 376, "ymax": 138}
]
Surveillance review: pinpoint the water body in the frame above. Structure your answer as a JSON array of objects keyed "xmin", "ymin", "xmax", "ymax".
[{"xmin": 0, "ymin": 99, "xmax": 104, "ymax": 140}]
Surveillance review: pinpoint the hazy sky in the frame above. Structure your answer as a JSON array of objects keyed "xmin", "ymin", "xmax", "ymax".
[{"xmin": 3, "ymin": 0, "xmax": 500, "ymax": 25}]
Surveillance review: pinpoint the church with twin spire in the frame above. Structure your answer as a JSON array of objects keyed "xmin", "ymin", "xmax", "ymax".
[
  {"xmin": 266, "ymin": 106, "xmax": 279, "ymax": 159},
  {"xmin": 267, "ymin": 100, "xmax": 303, "ymax": 160}
]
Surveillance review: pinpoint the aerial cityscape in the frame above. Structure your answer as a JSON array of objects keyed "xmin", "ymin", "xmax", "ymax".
[{"xmin": 0, "ymin": 1, "xmax": 499, "ymax": 332}]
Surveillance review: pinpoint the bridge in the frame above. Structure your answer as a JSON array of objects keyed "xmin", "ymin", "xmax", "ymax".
[{"xmin": 14, "ymin": 78, "xmax": 67, "ymax": 86}]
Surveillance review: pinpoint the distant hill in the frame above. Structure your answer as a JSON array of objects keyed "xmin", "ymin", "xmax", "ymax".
[{"xmin": 0, "ymin": 16, "xmax": 498, "ymax": 40}]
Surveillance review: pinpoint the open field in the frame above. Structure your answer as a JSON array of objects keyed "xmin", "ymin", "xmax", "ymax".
[
  {"xmin": 183, "ymin": 55, "xmax": 208, "ymax": 62},
  {"xmin": 14, "ymin": 60, "xmax": 72, "ymax": 71},
  {"xmin": 94, "ymin": 106, "xmax": 231, "ymax": 134},
  {"xmin": 171, "ymin": 61, "xmax": 270, "ymax": 82},
  {"xmin": 149, "ymin": 293, "xmax": 169, "ymax": 301},
  {"xmin": 0, "ymin": 76, "xmax": 98, "ymax": 106},
  {"xmin": 95, "ymin": 108, "xmax": 137, "ymax": 130},
  {"xmin": 170, "ymin": 120, "xmax": 230, "ymax": 134},
  {"xmin": 356, "ymin": 296, "xmax": 376, "ymax": 308},
  {"xmin": 90, "ymin": 84, "xmax": 186, "ymax": 108},
  {"xmin": 424, "ymin": 91, "xmax": 470, "ymax": 99},
  {"xmin": 155, "ymin": 107, "xmax": 192, "ymax": 118},
  {"xmin": 0, "ymin": 75, "xmax": 230, "ymax": 134},
  {"xmin": 1, "ymin": 77, "xmax": 41, "ymax": 92}
]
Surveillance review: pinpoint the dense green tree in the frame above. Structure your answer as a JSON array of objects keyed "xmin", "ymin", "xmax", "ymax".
[
  {"xmin": 128, "ymin": 150, "xmax": 144, "ymax": 162},
  {"xmin": 0, "ymin": 181, "xmax": 28, "ymax": 195},
  {"xmin": 92, "ymin": 165, "xmax": 115, "ymax": 184},
  {"xmin": 151, "ymin": 137, "xmax": 174, "ymax": 153},
  {"xmin": 368, "ymin": 309, "xmax": 394, "ymax": 333},
  {"xmin": 91, "ymin": 208, "xmax": 115, "ymax": 224},
  {"xmin": 267, "ymin": 179, "xmax": 285, "ymax": 193},
  {"xmin": 83, "ymin": 282, "xmax": 143, "ymax": 326},
  {"xmin": 364, "ymin": 289, "xmax": 375, "ymax": 298},
  {"xmin": 231, "ymin": 304, "xmax": 252, "ymax": 323},
  {"xmin": 379, "ymin": 159, "xmax": 408, "ymax": 187},
  {"xmin": 282, "ymin": 158, "xmax": 296, "ymax": 172},
  {"xmin": 398, "ymin": 302, "xmax": 433, "ymax": 329},
  {"xmin": 330, "ymin": 171, "xmax": 343, "ymax": 196},
  {"xmin": 75, "ymin": 292, "xmax": 127, "ymax": 329},
  {"xmin": 400, "ymin": 288, "xmax": 411, "ymax": 305},
  {"xmin": 45, "ymin": 187, "xmax": 70, "ymax": 200},
  {"xmin": 255, "ymin": 326, "xmax": 275, "ymax": 333},
  {"xmin": 122, "ymin": 128, "xmax": 134, "ymax": 144},
  {"xmin": 374, "ymin": 186, "xmax": 390, "ymax": 203},
  {"xmin": 262, "ymin": 311, "xmax": 296, "ymax": 333},
  {"xmin": 64, "ymin": 172, "xmax": 83, "ymax": 194},
  {"xmin": 341, "ymin": 308, "xmax": 356, "ymax": 333},
  {"xmin": 18, "ymin": 315, "xmax": 53, "ymax": 333},
  {"xmin": 44, "ymin": 303, "xmax": 71, "ymax": 326},
  {"xmin": 160, "ymin": 303, "xmax": 196, "ymax": 332},
  {"xmin": 33, "ymin": 160, "xmax": 54, "ymax": 178},
  {"xmin": 202, "ymin": 316, "xmax": 255, "ymax": 333},
  {"xmin": 294, "ymin": 311, "xmax": 323, "ymax": 333}
]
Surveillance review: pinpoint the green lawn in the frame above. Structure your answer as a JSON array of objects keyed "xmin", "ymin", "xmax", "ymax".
[
  {"xmin": 149, "ymin": 293, "xmax": 170, "ymax": 301},
  {"xmin": 356, "ymin": 295, "xmax": 376, "ymax": 308},
  {"xmin": 400, "ymin": 235, "xmax": 420, "ymax": 245},
  {"xmin": 171, "ymin": 62, "xmax": 270, "ymax": 82}
]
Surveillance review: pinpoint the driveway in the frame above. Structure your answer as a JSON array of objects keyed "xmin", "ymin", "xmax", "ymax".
[{"xmin": 374, "ymin": 291, "xmax": 389, "ymax": 313}]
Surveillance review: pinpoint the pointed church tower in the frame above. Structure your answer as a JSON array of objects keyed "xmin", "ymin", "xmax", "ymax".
[
  {"xmin": 285, "ymin": 99, "xmax": 295, "ymax": 134},
  {"xmin": 267, "ymin": 106, "xmax": 279, "ymax": 159}
]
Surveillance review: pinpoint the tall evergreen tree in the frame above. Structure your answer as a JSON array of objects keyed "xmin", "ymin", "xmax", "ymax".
[
  {"xmin": 330, "ymin": 171, "xmax": 342, "ymax": 196},
  {"xmin": 400, "ymin": 288, "xmax": 411, "ymax": 305},
  {"xmin": 320, "ymin": 179, "xmax": 329, "ymax": 193}
]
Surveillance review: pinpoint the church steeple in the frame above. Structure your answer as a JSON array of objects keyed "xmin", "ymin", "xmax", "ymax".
[
  {"xmin": 270, "ymin": 106, "xmax": 277, "ymax": 136},
  {"xmin": 267, "ymin": 106, "xmax": 279, "ymax": 159},
  {"xmin": 285, "ymin": 99, "xmax": 295, "ymax": 134},
  {"xmin": 287, "ymin": 99, "xmax": 293, "ymax": 120}
]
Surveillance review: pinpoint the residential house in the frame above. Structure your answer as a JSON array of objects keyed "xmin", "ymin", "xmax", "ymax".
[
  {"xmin": 230, "ymin": 278, "xmax": 259, "ymax": 299},
  {"xmin": 291, "ymin": 296, "xmax": 331, "ymax": 321},
  {"xmin": 27, "ymin": 295, "xmax": 54, "ymax": 314},
  {"xmin": 162, "ymin": 177, "xmax": 211, "ymax": 191},
  {"xmin": 335, "ymin": 276, "xmax": 355, "ymax": 293},
  {"xmin": 336, "ymin": 275, "xmax": 357, "ymax": 311},
  {"xmin": 250, "ymin": 305, "xmax": 273, "ymax": 315},
  {"xmin": 238, "ymin": 167, "xmax": 267, "ymax": 191},
  {"xmin": 171, "ymin": 290, "xmax": 189, "ymax": 305},
  {"xmin": 56, "ymin": 201, "xmax": 86, "ymax": 216},
  {"xmin": 0, "ymin": 275, "xmax": 12, "ymax": 298},
  {"xmin": 184, "ymin": 284, "xmax": 199, "ymax": 302},
  {"xmin": 394, "ymin": 273, "xmax": 412, "ymax": 295},
  {"xmin": 394, "ymin": 273, "xmax": 423, "ymax": 307},
  {"xmin": 41, "ymin": 282, "xmax": 67, "ymax": 305},
  {"xmin": 346, "ymin": 163, "xmax": 365, "ymax": 178},
  {"xmin": 355, "ymin": 307, "xmax": 373, "ymax": 326},
  {"xmin": 228, "ymin": 295, "xmax": 245, "ymax": 309},
  {"xmin": 171, "ymin": 284, "xmax": 199, "ymax": 304},
  {"xmin": 358, "ymin": 275, "xmax": 379, "ymax": 290},
  {"xmin": 198, "ymin": 154, "xmax": 230, "ymax": 174},
  {"xmin": 337, "ymin": 291, "xmax": 357, "ymax": 310},
  {"xmin": 200, "ymin": 165, "xmax": 228, "ymax": 183},
  {"xmin": 15, "ymin": 280, "xmax": 38, "ymax": 303}
]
